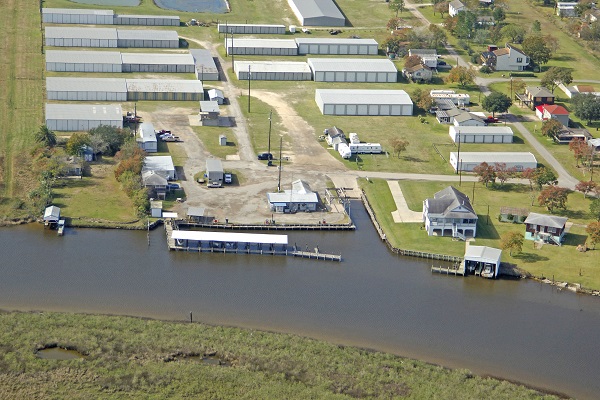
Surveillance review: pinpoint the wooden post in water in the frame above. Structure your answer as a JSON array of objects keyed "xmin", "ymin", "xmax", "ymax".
[{"xmin": 189, "ymin": 311, "xmax": 193, "ymax": 323}]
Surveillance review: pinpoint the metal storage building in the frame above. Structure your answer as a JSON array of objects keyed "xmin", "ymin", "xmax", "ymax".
[
  {"xmin": 234, "ymin": 61, "xmax": 312, "ymax": 81},
  {"xmin": 143, "ymin": 156, "xmax": 176, "ymax": 180},
  {"xmin": 190, "ymin": 49, "xmax": 219, "ymax": 81},
  {"xmin": 45, "ymin": 27, "xmax": 118, "ymax": 48},
  {"xmin": 45, "ymin": 103, "xmax": 123, "ymax": 131},
  {"xmin": 449, "ymin": 126, "xmax": 514, "ymax": 144},
  {"xmin": 114, "ymin": 14, "xmax": 180, "ymax": 26},
  {"xmin": 287, "ymin": 0, "xmax": 345, "ymax": 27},
  {"xmin": 126, "ymin": 79, "xmax": 204, "ymax": 101},
  {"xmin": 116, "ymin": 29, "xmax": 179, "ymax": 48},
  {"xmin": 218, "ymin": 23, "xmax": 286, "ymax": 34},
  {"xmin": 45, "ymin": 50, "xmax": 123, "ymax": 72},
  {"xmin": 308, "ymin": 58, "xmax": 397, "ymax": 83},
  {"xmin": 42, "ymin": 8, "xmax": 115, "ymax": 24},
  {"xmin": 206, "ymin": 159, "xmax": 224, "ymax": 187},
  {"xmin": 137, "ymin": 122, "xmax": 157, "ymax": 153},
  {"xmin": 315, "ymin": 89, "xmax": 413, "ymax": 116},
  {"xmin": 225, "ymin": 38, "xmax": 298, "ymax": 56},
  {"xmin": 449, "ymin": 152, "xmax": 537, "ymax": 172},
  {"xmin": 121, "ymin": 52, "xmax": 195, "ymax": 73},
  {"xmin": 46, "ymin": 77, "xmax": 128, "ymax": 101},
  {"xmin": 296, "ymin": 38, "xmax": 378, "ymax": 55}
]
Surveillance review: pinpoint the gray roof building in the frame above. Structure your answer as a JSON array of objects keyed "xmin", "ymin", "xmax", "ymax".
[
  {"xmin": 296, "ymin": 38, "xmax": 378, "ymax": 55},
  {"xmin": 116, "ymin": 29, "xmax": 179, "ymax": 48},
  {"xmin": 42, "ymin": 8, "xmax": 114, "ymax": 24},
  {"xmin": 234, "ymin": 61, "xmax": 312, "ymax": 81},
  {"xmin": 126, "ymin": 79, "xmax": 204, "ymax": 101},
  {"xmin": 45, "ymin": 50, "xmax": 123, "ymax": 72},
  {"xmin": 425, "ymin": 186, "xmax": 477, "ymax": 219},
  {"xmin": 287, "ymin": 0, "xmax": 345, "ymax": 27},
  {"xmin": 217, "ymin": 23, "xmax": 286, "ymax": 34},
  {"xmin": 190, "ymin": 49, "xmax": 219, "ymax": 80},
  {"xmin": 308, "ymin": 58, "xmax": 397, "ymax": 83},
  {"xmin": 225, "ymin": 38, "xmax": 298, "ymax": 56},
  {"xmin": 45, "ymin": 26, "xmax": 119, "ymax": 47},
  {"xmin": 45, "ymin": 103, "xmax": 123, "ymax": 131},
  {"xmin": 315, "ymin": 89, "xmax": 413, "ymax": 116},
  {"xmin": 524, "ymin": 213, "xmax": 568, "ymax": 229},
  {"xmin": 46, "ymin": 77, "xmax": 128, "ymax": 101},
  {"xmin": 121, "ymin": 52, "xmax": 195, "ymax": 73}
]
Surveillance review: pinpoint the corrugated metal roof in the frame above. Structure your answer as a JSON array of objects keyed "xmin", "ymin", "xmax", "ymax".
[
  {"xmin": 295, "ymin": 38, "xmax": 377, "ymax": 46},
  {"xmin": 235, "ymin": 60, "xmax": 311, "ymax": 73},
  {"xmin": 451, "ymin": 126, "xmax": 514, "ymax": 135},
  {"xmin": 139, "ymin": 123, "xmax": 156, "ymax": 143},
  {"xmin": 143, "ymin": 156, "xmax": 174, "ymax": 172},
  {"xmin": 225, "ymin": 38, "xmax": 298, "ymax": 48},
  {"xmin": 218, "ymin": 23, "xmax": 285, "ymax": 28},
  {"xmin": 45, "ymin": 26, "xmax": 118, "ymax": 40},
  {"xmin": 450, "ymin": 152, "xmax": 537, "ymax": 164},
  {"xmin": 200, "ymin": 101, "xmax": 220, "ymax": 113},
  {"xmin": 267, "ymin": 191, "xmax": 319, "ymax": 204},
  {"xmin": 464, "ymin": 246, "xmax": 502, "ymax": 264},
  {"xmin": 316, "ymin": 89, "xmax": 412, "ymax": 105},
  {"xmin": 46, "ymin": 50, "xmax": 122, "ymax": 64},
  {"xmin": 187, "ymin": 207, "xmax": 205, "ymax": 217},
  {"xmin": 45, "ymin": 103, "xmax": 123, "ymax": 120},
  {"xmin": 43, "ymin": 8, "xmax": 114, "ymax": 15},
  {"xmin": 46, "ymin": 77, "xmax": 127, "ymax": 92},
  {"xmin": 206, "ymin": 158, "xmax": 223, "ymax": 172},
  {"xmin": 288, "ymin": 0, "xmax": 344, "ymax": 20},
  {"xmin": 189, "ymin": 49, "xmax": 219, "ymax": 74},
  {"xmin": 120, "ymin": 52, "xmax": 195, "ymax": 65},
  {"xmin": 308, "ymin": 58, "xmax": 396, "ymax": 73},
  {"xmin": 117, "ymin": 14, "xmax": 179, "ymax": 20},
  {"xmin": 524, "ymin": 212, "xmax": 567, "ymax": 229},
  {"xmin": 117, "ymin": 29, "xmax": 179, "ymax": 40},
  {"xmin": 171, "ymin": 230, "xmax": 288, "ymax": 245},
  {"xmin": 126, "ymin": 79, "xmax": 203, "ymax": 93}
]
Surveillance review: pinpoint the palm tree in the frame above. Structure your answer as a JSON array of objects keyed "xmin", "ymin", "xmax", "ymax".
[{"xmin": 34, "ymin": 125, "xmax": 57, "ymax": 148}]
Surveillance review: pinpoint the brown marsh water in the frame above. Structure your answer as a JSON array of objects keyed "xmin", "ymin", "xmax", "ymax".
[{"xmin": 1, "ymin": 202, "xmax": 599, "ymax": 398}]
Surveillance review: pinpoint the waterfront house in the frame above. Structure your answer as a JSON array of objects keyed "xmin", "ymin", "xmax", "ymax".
[
  {"xmin": 524, "ymin": 212, "xmax": 568, "ymax": 245},
  {"xmin": 267, "ymin": 179, "xmax": 319, "ymax": 213},
  {"xmin": 535, "ymin": 104, "xmax": 570, "ymax": 127},
  {"xmin": 422, "ymin": 186, "xmax": 478, "ymax": 239},
  {"xmin": 142, "ymin": 156, "xmax": 176, "ymax": 180},
  {"xmin": 142, "ymin": 170, "xmax": 168, "ymax": 200},
  {"xmin": 187, "ymin": 207, "xmax": 212, "ymax": 224},
  {"xmin": 463, "ymin": 245, "xmax": 502, "ymax": 278}
]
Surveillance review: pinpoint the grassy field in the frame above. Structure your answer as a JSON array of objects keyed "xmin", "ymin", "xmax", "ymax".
[
  {"xmin": 361, "ymin": 178, "xmax": 600, "ymax": 289},
  {"xmin": 0, "ymin": 310, "xmax": 560, "ymax": 399}
]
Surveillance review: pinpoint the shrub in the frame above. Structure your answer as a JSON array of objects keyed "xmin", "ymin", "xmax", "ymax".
[
  {"xmin": 510, "ymin": 72, "xmax": 535, "ymax": 77},
  {"xmin": 480, "ymin": 65, "xmax": 492, "ymax": 74}
]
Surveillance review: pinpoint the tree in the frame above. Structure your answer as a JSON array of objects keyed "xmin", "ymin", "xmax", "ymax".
[
  {"xmin": 501, "ymin": 24, "xmax": 526, "ymax": 44},
  {"xmin": 531, "ymin": 20, "xmax": 542, "ymax": 33},
  {"xmin": 382, "ymin": 35, "xmax": 403, "ymax": 54},
  {"xmin": 389, "ymin": 0, "xmax": 405, "ymax": 17},
  {"xmin": 488, "ymin": 25, "xmax": 503, "ymax": 44},
  {"xmin": 428, "ymin": 24, "xmax": 447, "ymax": 48},
  {"xmin": 569, "ymin": 137, "xmax": 592, "ymax": 167},
  {"xmin": 574, "ymin": 0, "xmax": 594, "ymax": 17},
  {"xmin": 575, "ymin": 181, "xmax": 598, "ymax": 198},
  {"xmin": 473, "ymin": 162, "xmax": 497, "ymax": 187},
  {"xmin": 445, "ymin": 66, "xmax": 475, "ymax": 87},
  {"xmin": 543, "ymin": 35, "xmax": 560, "ymax": 53},
  {"xmin": 389, "ymin": 138, "xmax": 409, "ymax": 158},
  {"xmin": 509, "ymin": 78, "xmax": 527, "ymax": 96},
  {"xmin": 534, "ymin": 167, "xmax": 558, "ymax": 189},
  {"xmin": 541, "ymin": 118, "xmax": 563, "ymax": 139},
  {"xmin": 34, "ymin": 125, "xmax": 57, "ymax": 148},
  {"xmin": 495, "ymin": 163, "xmax": 516, "ymax": 186},
  {"xmin": 387, "ymin": 17, "xmax": 403, "ymax": 31},
  {"xmin": 474, "ymin": 30, "xmax": 490, "ymax": 45},
  {"xmin": 404, "ymin": 55, "xmax": 423, "ymax": 68},
  {"xmin": 444, "ymin": 16, "xmax": 458, "ymax": 34},
  {"xmin": 586, "ymin": 221, "xmax": 600, "ymax": 249},
  {"xmin": 417, "ymin": 92, "xmax": 435, "ymax": 111},
  {"xmin": 540, "ymin": 67, "xmax": 573, "ymax": 94},
  {"xmin": 571, "ymin": 93, "xmax": 600, "ymax": 125},
  {"xmin": 501, "ymin": 231, "xmax": 524, "ymax": 256},
  {"xmin": 455, "ymin": 10, "xmax": 477, "ymax": 39},
  {"xmin": 538, "ymin": 186, "xmax": 569, "ymax": 212},
  {"xmin": 590, "ymin": 198, "xmax": 600, "ymax": 221},
  {"xmin": 66, "ymin": 132, "xmax": 91, "ymax": 156},
  {"xmin": 434, "ymin": 1, "xmax": 450, "ymax": 18},
  {"xmin": 482, "ymin": 92, "xmax": 512, "ymax": 117},
  {"xmin": 492, "ymin": 7, "xmax": 506, "ymax": 22},
  {"xmin": 89, "ymin": 125, "xmax": 128, "ymax": 156},
  {"xmin": 522, "ymin": 35, "xmax": 552, "ymax": 72}
]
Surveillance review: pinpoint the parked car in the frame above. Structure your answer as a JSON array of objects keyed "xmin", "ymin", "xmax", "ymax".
[
  {"xmin": 162, "ymin": 136, "xmax": 181, "ymax": 142},
  {"xmin": 301, "ymin": 28, "xmax": 311, "ymax": 34},
  {"xmin": 437, "ymin": 60, "xmax": 447, "ymax": 66},
  {"xmin": 484, "ymin": 116, "xmax": 499, "ymax": 124},
  {"xmin": 224, "ymin": 173, "xmax": 232, "ymax": 184},
  {"xmin": 329, "ymin": 29, "xmax": 342, "ymax": 35},
  {"xmin": 167, "ymin": 183, "xmax": 180, "ymax": 191},
  {"xmin": 257, "ymin": 152, "xmax": 273, "ymax": 160}
]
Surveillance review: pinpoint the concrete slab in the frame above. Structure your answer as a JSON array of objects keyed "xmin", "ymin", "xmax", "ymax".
[{"xmin": 387, "ymin": 180, "xmax": 423, "ymax": 223}]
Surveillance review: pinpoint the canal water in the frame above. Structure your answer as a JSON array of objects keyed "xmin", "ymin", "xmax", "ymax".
[{"xmin": 1, "ymin": 203, "xmax": 599, "ymax": 398}]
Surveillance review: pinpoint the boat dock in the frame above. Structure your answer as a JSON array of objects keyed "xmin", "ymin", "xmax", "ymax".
[
  {"xmin": 178, "ymin": 222, "xmax": 355, "ymax": 231},
  {"xmin": 165, "ymin": 223, "xmax": 341, "ymax": 262},
  {"xmin": 431, "ymin": 263, "xmax": 466, "ymax": 276},
  {"xmin": 57, "ymin": 220, "xmax": 65, "ymax": 236}
]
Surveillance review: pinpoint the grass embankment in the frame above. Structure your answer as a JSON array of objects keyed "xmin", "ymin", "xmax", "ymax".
[
  {"xmin": 362, "ymin": 178, "xmax": 600, "ymax": 289},
  {"xmin": 0, "ymin": 0, "xmax": 44, "ymax": 221},
  {"xmin": 0, "ymin": 311, "xmax": 559, "ymax": 399}
]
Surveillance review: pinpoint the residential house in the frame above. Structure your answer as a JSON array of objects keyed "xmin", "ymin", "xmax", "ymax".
[
  {"xmin": 422, "ymin": 186, "xmax": 478, "ymax": 239},
  {"xmin": 208, "ymin": 88, "xmax": 225, "ymax": 105},
  {"xmin": 535, "ymin": 104, "xmax": 570, "ymax": 126},
  {"xmin": 524, "ymin": 212, "xmax": 568, "ymax": 245},
  {"xmin": 556, "ymin": 2, "xmax": 578, "ymax": 17},
  {"xmin": 325, "ymin": 126, "xmax": 346, "ymax": 150},
  {"xmin": 553, "ymin": 127, "xmax": 592, "ymax": 144},
  {"xmin": 481, "ymin": 44, "xmax": 529, "ymax": 71},
  {"xmin": 436, "ymin": 107, "xmax": 462, "ymax": 124},
  {"xmin": 523, "ymin": 86, "xmax": 555, "ymax": 110},
  {"xmin": 65, "ymin": 156, "xmax": 83, "ymax": 177},
  {"xmin": 477, "ymin": 16, "xmax": 495, "ymax": 27},
  {"xmin": 142, "ymin": 156, "xmax": 176, "ymax": 180},
  {"xmin": 449, "ymin": 0, "xmax": 466, "ymax": 17},
  {"xmin": 588, "ymin": 137, "xmax": 600, "ymax": 152},
  {"xmin": 142, "ymin": 170, "xmax": 168, "ymax": 199},
  {"xmin": 267, "ymin": 179, "xmax": 319, "ymax": 213},
  {"xmin": 463, "ymin": 245, "xmax": 502, "ymax": 279},
  {"xmin": 408, "ymin": 49, "xmax": 438, "ymax": 68},
  {"xmin": 402, "ymin": 63, "xmax": 433, "ymax": 82},
  {"xmin": 453, "ymin": 112, "xmax": 486, "ymax": 127},
  {"xmin": 430, "ymin": 90, "xmax": 470, "ymax": 106}
]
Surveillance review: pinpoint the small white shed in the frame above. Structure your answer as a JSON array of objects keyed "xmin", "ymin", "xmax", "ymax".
[
  {"xmin": 150, "ymin": 201, "xmax": 163, "ymax": 218},
  {"xmin": 219, "ymin": 135, "xmax": 227, "ymax": 146}
]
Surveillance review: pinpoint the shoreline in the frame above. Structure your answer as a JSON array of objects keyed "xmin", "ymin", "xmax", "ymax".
[{"xmin": 0, "ymin": 307, "xmax": 571, "ymax": 399}]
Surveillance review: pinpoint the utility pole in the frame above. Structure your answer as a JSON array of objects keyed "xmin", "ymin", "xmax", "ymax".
[
  {"xmin": 267, "ymin": 110, "xmax": 272, "ymax": 166},
  {"xmin": 230, "ymin": 30, "xmax": 234, "ymax": 69},
  {"xmin": 247, "ymin": 64, "xmax": 251, "ymax": 112},
  {"xmin": 224, "ymin": 29, "xmax": 228, "ymax": 57},
  {"xmin": 456, "ymin": 131, "xmax": 461, "ymax": 175},
  {"xmin": 134, "ymin": 102, "xmax": 138, "ymax": 137},
  {"xmin": 277, "ymin": 136, "xmax": 283, "ymax": 191}
]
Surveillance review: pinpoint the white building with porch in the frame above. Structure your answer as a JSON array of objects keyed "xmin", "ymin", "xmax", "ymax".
[
  {"xmin": 422, "ymin": 186, "xmax": 478, "ymax": 239},
  {"xmin": 267, "ymin": 180, "xmax": 319, "ymax": 213}
]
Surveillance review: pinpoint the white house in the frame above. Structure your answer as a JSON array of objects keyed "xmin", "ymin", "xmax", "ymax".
[
  {"xmin": 556, "ymin": 2, "xmax": 578, "ymax": 17},
  {"xmin": 481, "ymin": 44, "xmax": 529, "ymax": 71},
  {"xmin": 423, "ymin": 186, "xmax": 478, "ymax": 239},
  {"xmin": 208, "ymin": 88, "xmax": 225, "ymax": 105},
  {"xmin": 449, "ymin": 126, "xmax": 514, "ymax": 143},
  {"xmin": 450, "ymin": 152, "xmax": 537, "ymax": 172},
  {"xmin": 267, "ymin": 180, "xmax": 319, "ymax": 213},
  {"xmin": 408, "ymin": 49, "xmax": 438, "ymax": 68},
  {"xmin": 449, "ymin": 0, "xmax": 466, "ymax": 17}
]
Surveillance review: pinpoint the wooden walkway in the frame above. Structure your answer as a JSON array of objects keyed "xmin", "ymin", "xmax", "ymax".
[
  {"xmin": 431, "ymin": 263, "xmax": 466, "ymax": 276},
  {"xmin": 179, "ymin": 222, "xmax": 355, "ymax": 231}
]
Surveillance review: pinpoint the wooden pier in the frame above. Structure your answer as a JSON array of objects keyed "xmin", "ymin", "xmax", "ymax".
[
  {"xmin": 178, "ymin": 222, "xmax": 355, "ymax": 231},
  {"xmin": 431, "ymin": 263, "xmax": 466, "ymax": 276}
]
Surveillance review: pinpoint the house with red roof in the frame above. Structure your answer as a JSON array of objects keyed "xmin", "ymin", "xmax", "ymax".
[{"xmin": 535, "ymin": 104, "xmax": 570, "ymax": 126}]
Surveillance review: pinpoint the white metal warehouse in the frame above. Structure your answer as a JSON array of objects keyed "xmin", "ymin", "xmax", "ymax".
[
  {"xmin": 46, "ymin": 77, "xmax": 128, "ymax": 101},
  {"xmin": 218, "ymin": 23, "xmax": 286, "ymax": 34},
  {"xmin": 308, "ymin": 58, "xmax": 397, "ymax": 83},
  {"xmin": 190, "ymin": 49, "xmax": 219, "ymax": 81},
  {"xmin": 45, "ymin": 103, "xmax": 123, "ymax": 131},
  {"xmin": 449, "ymin": 152, "xmax": 537, "ymax": 172},
  {"xmin": 45, "ymin": 50, "xmax": 123, "ymax": 72},
  {"xmin": 296, "ymin": 38, "xmax": 379, "ymax": 55},
  {"xmin": 315, "ymin": 89, "xmax": 413, "ymax": 116},
  {"xmin": 121, "ymin": 53, "xmax": 195, "ymax": 73},
  {"xmin": 114, "ymin": 14, "xmax": 180, "ymax": 26},
  {"xmin": 116, "ymin": 29, "xmax": 179, "ymax": 48},
  {"xmin": 42, "ymin": 8, "xmax": 115, "ymax": 24},
  {"xmin": 449, "ymin": 126, "xmax": 514, "ymax": 144},
  {"xmin": 225, "ymin": 38, "xmax": 298, "ymax": 56},
  {"xmin": 126, "ymin": 79, "xmax": 205, "ymax": 101},
  {"xmin": 287, "ymin": 0, "xmax": 345, "ymax": 27},
  {"xmin": 45, "ymin": 27, "xmax": 118, "ymax": 48},
  {"xmin": 234, "ymin": 61, "xmax": 312, "ymax": 81}
]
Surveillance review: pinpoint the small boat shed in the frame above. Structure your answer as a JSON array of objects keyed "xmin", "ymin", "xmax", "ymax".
[
  {"xmin": 43, "ymin": 206, "xmax": 61, "ymax": 227},
  {"xmin": 171, "ymin": 230, "xmax": 288, "ymax": 253},
  {"xmin": 463, "ymin": 245, "xmax": 502, "ymax": 279}
]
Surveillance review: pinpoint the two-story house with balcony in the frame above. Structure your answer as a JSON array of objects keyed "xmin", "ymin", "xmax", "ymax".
[
  {"xmin": 481, "ymin": 44, "xmax": 529, "ymax": 71},
  {"xmin": 423, "ymin": 186, "xmax": 478, "ymax": 240}
]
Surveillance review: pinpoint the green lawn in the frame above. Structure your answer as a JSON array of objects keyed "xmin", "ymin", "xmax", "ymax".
[{"xmin": 193, "ymin": 126, "xmax": 239, "ymax": 159}]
